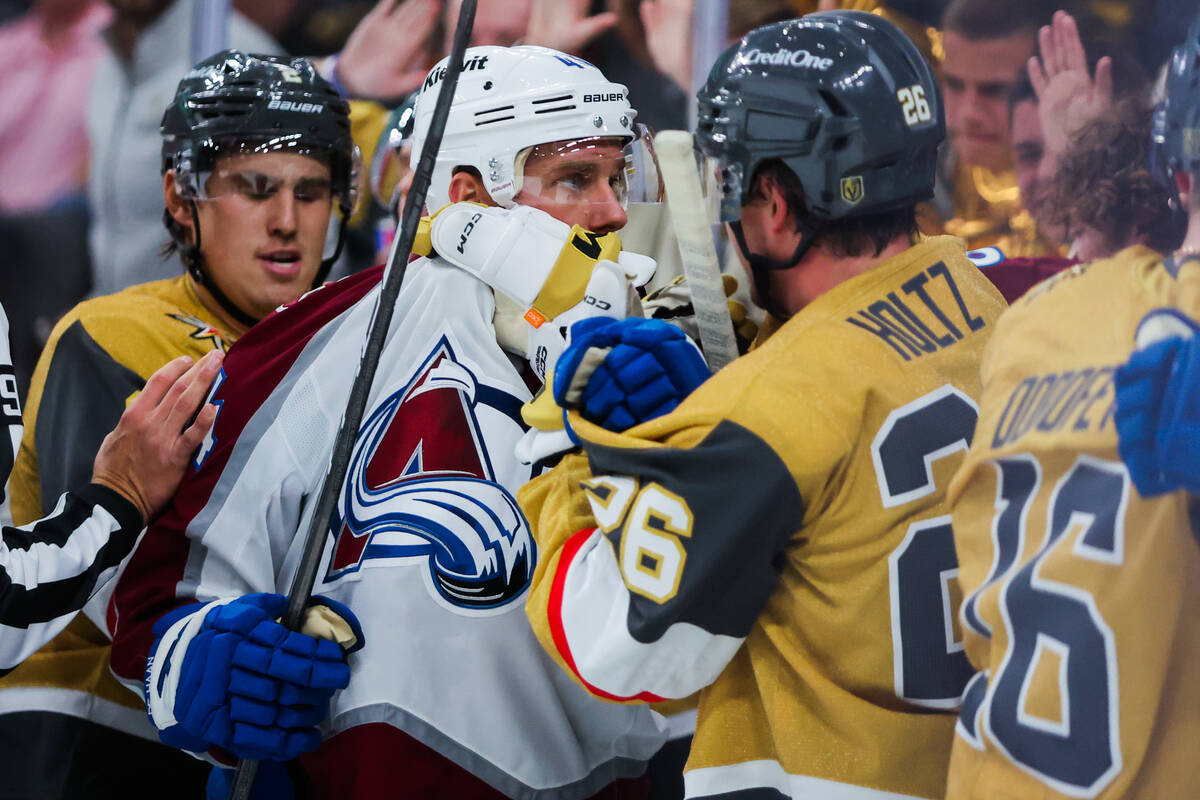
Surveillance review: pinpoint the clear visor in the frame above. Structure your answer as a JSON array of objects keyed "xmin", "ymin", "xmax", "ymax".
[
  {"xmin": 371, "ymin": 106, "xmax": 416, "ymax": 214},
  {"xmin": 180, "ymin": 151, "xmax": 351, "ymax": 261},
  {"xmin": 697, "ymin": 150, "xmax": 744, "ymax": 224},
  {"xmin": 179, "ymin": 137, "xmax": 360, "ymax": 208},
  {"xmin": 514, "ymin": 124, "xmax": 663, "ymax": 211}
]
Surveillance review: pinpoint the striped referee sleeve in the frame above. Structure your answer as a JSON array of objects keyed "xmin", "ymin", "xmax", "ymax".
[{"xmin": 0, "ymin": 483, "xmax": 143, "ymax": 673}]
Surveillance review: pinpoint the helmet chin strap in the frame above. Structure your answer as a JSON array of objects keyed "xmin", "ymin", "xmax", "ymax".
[
  {"xmin": 179, "ymin": 198, "xmax": 350, "ymax": 330},
  {"xmin": 728, "ymin": 217, "xmax": 824, "ymax": 320},
  {"xmin": 180, "ymin": 200, "xmax": 262, "ymax": 330}
]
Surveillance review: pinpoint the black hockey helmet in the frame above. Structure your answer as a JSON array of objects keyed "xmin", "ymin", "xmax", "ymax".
[
  {"xmin": 161, "ymin": 50, "xmax": 357, "ymax": 325},
  {"xmin": 1151, "ymin": 14, "xmax": 1200, "ymax": 187},
  {"xmin": 697, "ymin": 11, "xmax": 943, "ymax": 224}
]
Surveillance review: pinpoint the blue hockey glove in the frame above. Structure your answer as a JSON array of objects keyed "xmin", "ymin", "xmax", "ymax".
[
  {"xmin": 206, "ymin": 760, "xmax": 294, "ymax": 800},
  {"xmin": 554, "ymin": 317, "xmax": 710, "ymax": 432},
  {"xmin": 1115, "ymin": 311, "xmax": 1200, "ymax": 496},
  {"xmin": 145, "ymin": 593, "xmax": 362, "ymax": 761}
]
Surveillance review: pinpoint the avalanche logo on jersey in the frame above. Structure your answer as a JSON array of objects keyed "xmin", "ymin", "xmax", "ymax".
[{"xmin": 326, "ymin": 337, "xmax": 534, "ymax": 612}]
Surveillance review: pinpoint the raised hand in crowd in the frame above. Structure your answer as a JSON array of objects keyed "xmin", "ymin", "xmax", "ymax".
[
  {"xmin": 90, "ymin": 350, "xmax": 223, "ymax": 524},
  {"xmin": 639, "ymin": 0, "xmax": 695, "ymax": 90},
  {"xmin": 524, "ymin": 0, "xmax": 618, "ymax": 56},
  {"xmin": 1028, "ymin": 9, "xmax": 1114, "ymax": 163},
  {"xmin": 333, "ymin": 0, "xmax": 439, "ymax": 99}
]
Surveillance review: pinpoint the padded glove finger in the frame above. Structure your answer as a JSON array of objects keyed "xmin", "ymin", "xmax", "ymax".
[
  {"xmin": 277, "ymin": 681, "xmax": 335, "ymax": 707},
  {"xmin": 265, "ymin": 644, "xmax": 350, "ymax": 689},
  {"xmin": 274, "ymin": 701, "xmax": 331, "ymax": 730},
  {"xmin": 557, "ymin": 318, "xmax": 708, "ymax": 431},
  {"xmin": 228, "ymin": 675, "xmax": 282, "ymax": 714},
  {"xmin": 229, "ymin": 720, "xmax": 322, "ymax": 762},
  {"xmin": 207, "ymin": 593, "xmax": 289, "ymax": 635},
  {"xmin": 229, "ymin": 694, "xmax": 283, "ymax": 727}
]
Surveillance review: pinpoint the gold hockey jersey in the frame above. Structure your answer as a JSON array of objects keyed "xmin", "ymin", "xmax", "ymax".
[
  {"xmin": 947, "ymin": 246, "xmax": 1200, "ymax": 799},
  {"xmin": 2, "ymin": 275, "xmax": 231, "ymax": 737},
  {"xmin": 521, "ymin": 236, "xmax": 1006, "ymax": 799}
]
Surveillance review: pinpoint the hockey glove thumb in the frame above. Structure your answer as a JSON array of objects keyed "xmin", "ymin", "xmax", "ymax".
[
  {"xmin": 145, "ymin": 593, "xmax": 362, "ymax": 761},
  {"xmin": 554, "ymin": 317, "xmax": 709, "ymax": 432}
]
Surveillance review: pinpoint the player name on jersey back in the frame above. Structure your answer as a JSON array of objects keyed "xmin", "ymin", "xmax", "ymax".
[
  {"xmin": 989, "ymin": 365, "xmax": 1117, "ymax": 448},
  {"xmin": 845, "ymin": 259, "xmax": 988, "ymax": 361}
]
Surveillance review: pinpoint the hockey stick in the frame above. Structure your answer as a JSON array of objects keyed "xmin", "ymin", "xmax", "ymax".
[
  {"xmin": 225, "ymin": 2, "xmax": 478, "ymax": 798},
  {"xmin": 654, "ymin": 130, "xmax": 739, "ymax": 372}
]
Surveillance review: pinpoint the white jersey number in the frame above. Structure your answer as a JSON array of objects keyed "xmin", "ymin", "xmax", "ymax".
[{"xmin": 898, "ymin": 84, "xmax": 933, "ymax": 126}]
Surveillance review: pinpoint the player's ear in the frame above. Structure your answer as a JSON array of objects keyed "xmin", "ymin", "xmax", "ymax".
[
  {"xmin": 448, "ymin": 169, "xmax": 497, "ymax": 205},
  {"xmin": 763, "ymin": 175, "xmax": 794, "ymax": 234},
  {"xmin": 163, "ymin": 171, "xmax": 195, "ymax": 237}
]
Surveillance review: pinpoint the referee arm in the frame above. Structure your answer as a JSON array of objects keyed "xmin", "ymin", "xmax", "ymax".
[{"xmin": 0, "ymin": 351, "xmax": 222, "ymax": 670}]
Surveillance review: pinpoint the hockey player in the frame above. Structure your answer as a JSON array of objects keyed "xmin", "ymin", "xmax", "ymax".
[
  {"xmin": 110, "ymin": 45, "xmax": 667, "ymax": 798},
  {"xmin": 0, "ymin": 306, "xmax": 222, "ymax": 669},
  {"xmin": 520, "ymin": 13, "xmax": 1007, "ymax": 799},
  {"xmin": 0, "ymin": 51, "xmax": 359, "ymax": 799},
  {"xmin": 944, "ymin": 15, "xmax": 1200, "ymax": 798}
]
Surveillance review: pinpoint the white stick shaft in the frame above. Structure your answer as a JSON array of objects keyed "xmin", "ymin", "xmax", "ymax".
[{"xmin": 654, "ymin": 130, "xmax": 739, "ymax": 372}]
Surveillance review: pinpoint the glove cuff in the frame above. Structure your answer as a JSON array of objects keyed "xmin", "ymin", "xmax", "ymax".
[{"xmin": 146, "ymin": 599, "xmax": 226, "ymax": 741}]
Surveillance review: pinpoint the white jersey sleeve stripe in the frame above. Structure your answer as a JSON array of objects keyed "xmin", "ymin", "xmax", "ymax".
[{"xmin": 0, "ymin": 484, "xmax": 144, "ymax": 670}]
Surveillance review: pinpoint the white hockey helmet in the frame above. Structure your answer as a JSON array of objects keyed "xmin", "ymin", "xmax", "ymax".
[{"xmin": 411, "ymin": 45, "xmax": 655, "ymax": 213}]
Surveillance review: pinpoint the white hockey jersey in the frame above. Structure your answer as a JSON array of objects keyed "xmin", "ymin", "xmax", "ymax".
[{"xmin": 110, "ymin": 258, "xmax": 666, "ymax": 798}]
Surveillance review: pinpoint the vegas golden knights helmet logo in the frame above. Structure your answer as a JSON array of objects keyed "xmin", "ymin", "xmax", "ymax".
[{"xmin": 841, "ymin": 175, "xmax": 864, "ymax": 205}]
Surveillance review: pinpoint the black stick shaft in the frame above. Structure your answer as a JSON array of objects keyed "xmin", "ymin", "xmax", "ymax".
[{"xmin": 227, "ymin": 3, "xmax": 477, "ymax": 797}]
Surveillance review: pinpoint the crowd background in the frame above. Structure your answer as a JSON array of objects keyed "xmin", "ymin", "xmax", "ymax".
[{"xmin": 0, "ymin": 0, "xmax": 1192, "ymax": 399}]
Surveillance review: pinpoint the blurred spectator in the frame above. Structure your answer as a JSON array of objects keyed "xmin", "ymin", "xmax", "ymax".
[
  {"xmin": 1044, "ymin": 98, "xmax": 1181, "ymax": 258},
  {"xmin": 524, "ymin": 0, "xmax": 617, "ymax": 53},
  {"xmin": 927, "ymin": 0, "xmax": 1054, "ymax": 250},
  {"xmin": 1007, "ymin": 71, "xmax": 1068, "ymax": 249},
  {"xmin": 0, "ymin": 0, "xmax": 109, "ymax": 213},
  {"xmin": 86, "ymin": 0, "xmax": 279, "ymax": 297},
  {"xmin": 0, "ymin": 0, "xmax": 110, "ymax": 396},
  {"xmin": 326, "ymin": 0, "xmax": 436, "ymax": 101},
  {"xmin": 941, "ymin": 0, "xmax": 1045, "ymax": 171},
  {"xmin": 1008, "ymin": 11, "xmax": 1150, "ymax": 255}
]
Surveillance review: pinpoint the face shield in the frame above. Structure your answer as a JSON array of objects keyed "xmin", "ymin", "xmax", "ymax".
[
  {"xmin": 370, "ymin": 103, "xmax": 417, "ymax": 217},
  {"xmin": 175, "ymin": 137, "xmax": 359, "ymax": 261},
  {"xmin": 696, "ymin": 147, "xmax": 745, "ymax": 224},
  {"xmin": 513, "ymin": 124, "xmax": 662, "ymax": 212}
]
